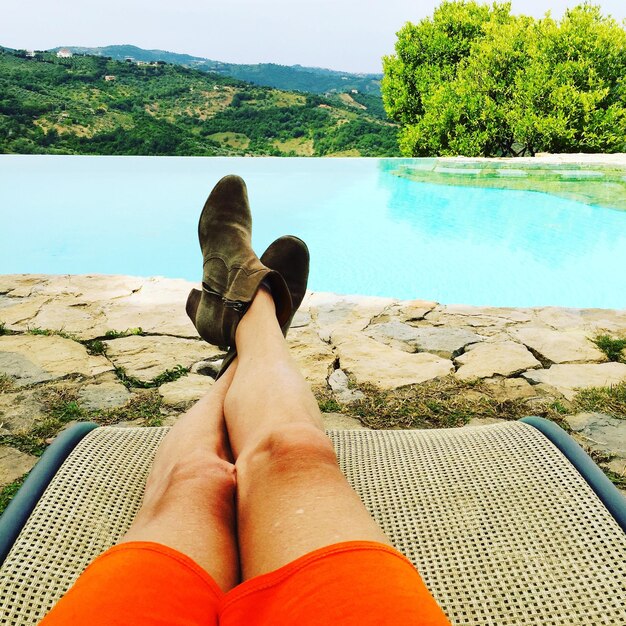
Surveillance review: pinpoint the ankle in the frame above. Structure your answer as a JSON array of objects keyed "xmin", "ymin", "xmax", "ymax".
[
  {"xmin": 235, "ymin": 285, "xmax": 280, "ymax": 345},
  {"xmin": 246, "ymin": 284, "xmax": 275, "ymax": 321}
]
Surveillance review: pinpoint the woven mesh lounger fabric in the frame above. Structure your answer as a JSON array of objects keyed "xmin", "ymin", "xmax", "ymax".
[{"xmin": 0, "ymin": 422, "xmax": 625, "ymax": 625}]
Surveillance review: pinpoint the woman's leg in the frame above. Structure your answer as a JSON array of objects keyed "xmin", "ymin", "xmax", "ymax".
[
  {"xmin": 120, "ymin": 367, "xmax": 240, "ymax": 592},
  {"xmin": 224, "ymin": 287, "xmax": 392, "ymax": 581}
]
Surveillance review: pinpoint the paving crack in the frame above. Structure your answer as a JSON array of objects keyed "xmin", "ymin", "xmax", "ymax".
[{"xmin": 522, "ymin": 343, "xmax": 553, "ymax": 369}]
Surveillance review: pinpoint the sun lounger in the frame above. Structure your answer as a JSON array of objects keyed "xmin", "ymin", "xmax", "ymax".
[{"xmin": 0, "ymin": 418, "xmax": 624, "ymax": 625}]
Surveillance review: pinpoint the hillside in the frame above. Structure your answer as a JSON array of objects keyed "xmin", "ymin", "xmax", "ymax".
[
  {"xmin": 0, "ymin": 49, "xmax": 398, "ymax": 157},
  {"xmin": 54, "ymin": 45, "xmax": 383, "ymax": 95}
]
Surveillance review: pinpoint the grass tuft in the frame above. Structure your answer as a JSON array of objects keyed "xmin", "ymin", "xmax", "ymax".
[
  {"xmin": 549, "ymin": 399, "xmax": 570, "ymax": 415},
  {"xmin": 83, "ymin": 339, "xmax": 107, "ymax": 356},
  {"xmin": 94, "ymin": 389, "xmax": 163, "ymax": 426},
  {"xmin": 603, "ymin": 468, "xmax": 626, "ymax": 490},
  {"xmin": 0, "ymin": 322, "xmax": 7, "ymax": 336},
  {"xmin": 104, "ymin": 327, "xmax": 144, "ymax": 339},
  {"xmin": 593, "ymin": 334, "xmax": 626, "ymax": 363},
  {"xmin": 151, "ymin": 366, "xmax": 190, "ymax": 387},
  {"xmin": 40, "ymin": 387, "xmax": 85, "ymax": 421},
  {"xmin": 0, "ymin": 387, "xmax": 91, "ymax": 455},
  {"xmin": 0, "ymin": 433, "xmax": 47, "ymax": 456},
  {"xmin": 0, "ymin": 474, "xmax": 28, "ymax": 515},
  {"xmin": 348, "ymin": 380, "xmax": 494, "ymax": 429},
  {"xmin": 0, "ymin": 387, "xmax": 86, "ymax": 456},
  {"xmin": 0, "ymin": 374, "xmax": 15, "ymax": 393},
  {"xmin": 572, "ymin": 382, "xmax": 626, "ymax": 418},
  {"xmin": 0, "ymin": 385, "xmax": 166, "ymax": 456},
  {"xmin": 27, "ymin": 327, "xmax": 77, "ymax": 340},
  {"xmin": 115, "ymin": 365, "xmax": 189, "ymax": 389},
  {"xmin": 316, "ymin": 375, "xmax": 572, "ymax": 430},
  {"xmin": 316, "ymin": 389, "xmax": 342, "ymax": 414}
]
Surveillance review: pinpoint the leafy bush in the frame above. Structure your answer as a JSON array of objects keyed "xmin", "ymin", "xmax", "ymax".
[{"xmin": 383, "ymin": 2, "xmax": 626, "ymax": 156}]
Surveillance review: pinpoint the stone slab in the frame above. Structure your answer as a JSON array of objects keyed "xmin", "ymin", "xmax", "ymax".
[
  {"xmin": 535, "ymin": 307, "xmax": 585, "ymax": 330},
  {"xmin": 397, "ymin": 299, "xmax": 439, "ymax": 322},
  {"xmin": 0, "ymin": 296, "xmax": 51, "ymax": 329},
  {"xmin": 308, "ymin": 293, "xmax": 394, "ymax": 342},
  {"xmin": 11, "ymin": 274, "xmax": 144, "ymax": 302},
  {"xmin": 366, "ymin": 322, "xmax": 482, "ymax": 358},
  {"xmin": 4, "ymin": 275, "xmax": 199, "ymax": 340},
  {"xmin": 0, "ymin": 335, "xmax": 113, "ymax": 387},
  {"xmin": 445, "ymin": 305, "xmax": 534, "ymax": 324},
  {"xmin": 0, "ymin": 275, "xmax": 50, "ymax": 297},
  {"xmin": 159, "ymin": 373, "xmax": 213, "ymax": 406},
  {"xmin": 0, "ymin": 446, "xmax": 37, "ymax": 487},
  {"xmin": 27, "ymin": 302, "xmax": 104, "ymax": 339},
  {"xmin": 370, "ymin": 300, "xmax": 438, "ymax": 326},
  {"xmin": 364, "ymin": 321, "xmax": 420, "ymax": 353},
  {"xmin": 77, "ymin": 377, "xmax": 131, "ymax": 411},
  {"xmin": 328, "ymin": 368, "xmax": 365, "ymax": 404},
  {"xmin": 322, "ymin": 412, "xmax": 369, "ymax": 430},
  {"xmin": 0, "ymin": 389, "xmax": 46, "ymax": 433},
  {"xmin": 482, "ymin": 377, "xmax": 538, "ymax": 402},
  {"xmin": 510, "ymin": 327, "xmax": 606, "ymax": 364},
  {"xmin": 287, "ymin": 326, "xmax": 336, "ymax": 386},
  {"xmin": 104, "ymin": 335, "xmax": 220, "ymax": 383},
  {"xmin": 334, "ymin": 332, "xmax": 454, "ymax": 390},
  {"xmin": 100, "ymin": 278, "xmax": 199, "ymax": 338},
  {"xmin": 564, "ymin": 412, "xmax": 626, "ymax": 458},
  {"xmin": 522, "ymin": 363, "xmax": 626, "ymax": 400},
  {"xmin": 455, "ymin": 341, "xmax": 541, "ymax": 380},
  {"xmin": 579, "ymin": 309, "xmax": 626, "ymax": 334},
  {"xmin": 421, "ymin": 308, "xmax": 529, "ymax": 337},
  {"xmin": 412, "ymin": 327, "xmax": 484, "ymax": 358}
]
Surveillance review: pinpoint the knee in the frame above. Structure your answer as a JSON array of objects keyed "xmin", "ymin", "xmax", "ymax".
[
  {"xmin": 146, "ymin": 453, "xmax": 236, "ymax": 507},
  {"xmin": 237, "ymin": 423, "xmax": 337, "ymax": 476}
]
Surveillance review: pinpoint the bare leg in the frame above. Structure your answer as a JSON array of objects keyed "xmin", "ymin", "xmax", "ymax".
[
  {"xmin": 224, "ymin": 288, "xmax": 391, "ymax": 581},
  {"xmin": 120, "ymin": 367, "xmax": 239, "ymax": 592}
]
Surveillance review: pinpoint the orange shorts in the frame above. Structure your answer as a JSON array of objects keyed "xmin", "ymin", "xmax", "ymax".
[{"xmin": 40, "ymin": 540, "xmax": 451, "ymax": 625}]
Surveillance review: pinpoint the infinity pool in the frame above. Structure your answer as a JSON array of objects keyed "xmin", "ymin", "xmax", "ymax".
[{"xmin": 1, "ymin": 155, "xmax": 625, "ymax": 308}]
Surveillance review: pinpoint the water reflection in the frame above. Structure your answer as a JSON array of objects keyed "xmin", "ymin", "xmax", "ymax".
[{"xmin": 378, "ymin": 161, "xmax": 626, "ymax": 272}]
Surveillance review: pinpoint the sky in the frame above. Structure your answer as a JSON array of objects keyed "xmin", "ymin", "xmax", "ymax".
[{"xmin": 3, "ymin": 1, "xmax": 625, "ymax": 74}]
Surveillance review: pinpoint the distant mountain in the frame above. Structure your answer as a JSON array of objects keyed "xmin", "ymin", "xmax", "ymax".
[
  {"xmin": 53, "ymin": 45, "xmax": 382, "ymax": 95},
  {"xmin": 0, "ymin": 48, "xmax": 398, "ymax": 157}
]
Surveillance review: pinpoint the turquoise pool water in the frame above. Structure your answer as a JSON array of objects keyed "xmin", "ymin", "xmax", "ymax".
[{"xmin": 1, "ymin": 155, "xmax": 625, "ymax": 308}]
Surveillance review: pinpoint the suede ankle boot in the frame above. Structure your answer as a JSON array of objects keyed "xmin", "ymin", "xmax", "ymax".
[
  {"xmin": 186, "ymin": 175, "xmax": 291, "ymax": 348},
  {"xmin": 188, "ymin": 234, "xmax": 310, "ymax": 378},
  {"xmin": 213, "ymin": 234, "xmax": 310, "ymax": 378},
  {"xmin": 260, "ymin": 235, "xmax": 309, "ymax": 335}
]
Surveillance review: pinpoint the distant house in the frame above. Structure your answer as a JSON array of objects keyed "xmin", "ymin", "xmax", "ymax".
[
  {"xmin": 104, "ymin": 75, "xmax": 116, "ymax": 82},
  {"xmin": 351, "ymin": 89, "xmax": 359, "ymax": 94},
  {"xmin": 26, "ymin": 50, "xmax": 35, "ymax": 58},
  {"xmin": 56, "ymin": 48, "xmax": 73, "ymax": 58}
]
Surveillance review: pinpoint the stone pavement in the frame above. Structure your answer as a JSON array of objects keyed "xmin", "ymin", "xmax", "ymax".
[{"xmin": 1, "ymin": 274, "xmax": 625, "ymax": 493}]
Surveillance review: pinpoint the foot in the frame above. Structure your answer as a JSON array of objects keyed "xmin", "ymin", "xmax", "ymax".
[
  {"xmin": 186, "ymin": 175, "xmax": 291, "ymax": 348},
  {"xmin": 214, "ymin": 235, "xmax": 310, "ymax": 379}
]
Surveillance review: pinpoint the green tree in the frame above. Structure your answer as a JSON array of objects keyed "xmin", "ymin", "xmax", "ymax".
[
  {"xmin": 412, "ymin": 13, "xmax": 534, "ymax": 156},
  {"xmin": 509, "ymin": 4, "xmax": 626, "ymax": 154},
  {"xmin": 383, "ymin": 1, "xmax": 626, "ymax": 156},
  {"xmin": 382, "ymin": 1, "xmax": 511, "ymax": 132}
]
